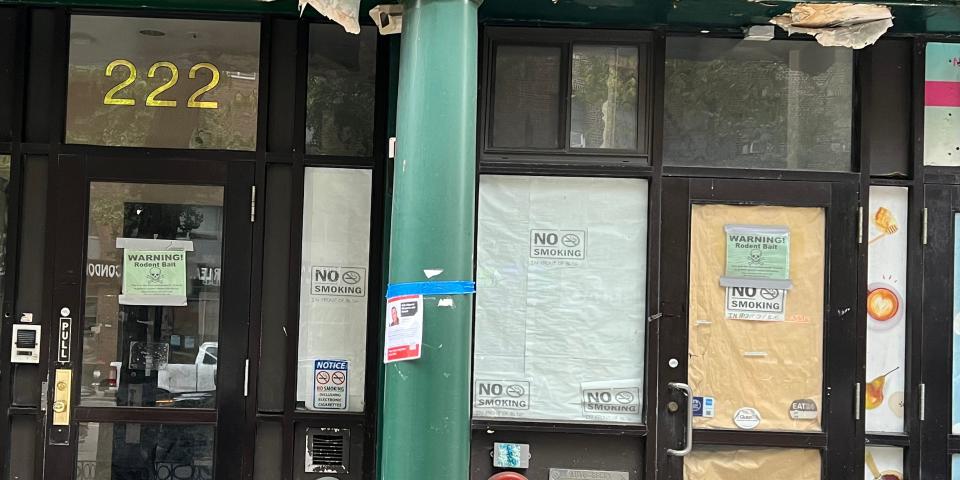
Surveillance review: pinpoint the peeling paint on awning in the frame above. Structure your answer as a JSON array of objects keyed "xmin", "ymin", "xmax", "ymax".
[
  {"xmin": 299, "ymin": 0, "xmax": 361, "ymax": 34},
  {"xmin": 770, "ymin": 3, "xmax": 894, "ymax": 49}
]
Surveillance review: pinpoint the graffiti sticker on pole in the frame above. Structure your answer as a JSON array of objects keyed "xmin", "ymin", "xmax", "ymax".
[
  {"xmin": 313, "ymin": 359, "xmax": 348, "ymax": 410},
  {"xmin": 383, "ymin": 294, "xmax": 423, "ymax": 363}
]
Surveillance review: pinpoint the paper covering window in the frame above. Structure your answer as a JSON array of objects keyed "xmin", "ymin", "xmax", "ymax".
[
  {"xmin": 473, "ymin": 175, "xmax": 648, "ymax": 424},
  {"xmin": 296, "ymin": 168, "xmax": 372, "ymax": 412}
]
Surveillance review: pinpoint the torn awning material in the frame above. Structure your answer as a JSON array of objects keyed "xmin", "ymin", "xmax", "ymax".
[
  {"xmin": 770, "ymin": 3, "xmax": 893, "ymax": 49},
  {"xmin": 299, "ymin": 0, "xmax": 361, "ymax": 34}
]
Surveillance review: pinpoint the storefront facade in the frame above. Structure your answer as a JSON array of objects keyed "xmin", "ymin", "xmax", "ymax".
[{"xmin": 1, "ymin": 0, "xmax": 960, "ymax": 479}]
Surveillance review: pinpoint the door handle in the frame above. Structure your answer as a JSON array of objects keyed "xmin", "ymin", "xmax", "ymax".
[{"xmin": 667, "ymin": 382, "xmax": 693, "ymax": 457}]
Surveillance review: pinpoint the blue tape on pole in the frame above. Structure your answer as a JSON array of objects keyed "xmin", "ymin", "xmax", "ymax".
[{"xmin": 385, "ymin": 280, "xmax": 476, "ymax": 298}]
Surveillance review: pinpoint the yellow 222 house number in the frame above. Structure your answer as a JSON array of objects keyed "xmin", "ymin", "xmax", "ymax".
[{"xmin": 102, "ymin": 59, "xmax": 221, "ymax": 109}]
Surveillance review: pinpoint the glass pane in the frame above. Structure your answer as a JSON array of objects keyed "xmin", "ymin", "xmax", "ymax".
[
  {"xmin": 473, "ymin": 175, "xmax": 648, "ymax": 424},
  {"xmin": 688, "ymin": 205, "xmax": 824, "ymax": 432},
  {"xmin": 306, "ymin": 25, "xmax": 377, "ymax": 156},
  {"xmin": 258, "ymin": 164, "xmax": 292, "ymax": 412},
  {"xmin": 954, "ymin": 212, "xmax": 960, "ymax": 433},
  {"xmin": 9, "ymin": 416, "xmax": 36, "ymax": 480},
  {"xmin": 954, "ymin": 455, "xmax": 960, "ymax": 480},
  {"xmin": 254, "ymin": 422, "xmax": 282, "ymax": 480},
  {"xmin": 76, "ymin": 423, "xmax": 214, "ymax": 479},
  {"xmin": 866, "ymin": 186, "xmax": 908, "ymax": 433},
  {"xmin": 865, "ymin": 40, "xmax": 911, "ymax": 177},
  {"xmin": 0, "ymin": 155, "xmax": 10, "ymax": 304},
  {"xmin": 66, "ymin": 16, "xmax": 260, "ymax": 150},
  {"xmin": 685, "ymin": 447, "xmax": 820, "ymax": 479},
  {"xmin": 296, "ymin": 168, "xmax": 372, "ymax": 412},
  {"xmin": 865, "ymin": 446, "xmax": 904, "ymax": 480},
  {"xmin": 12, "ymin": 156, "xmax": 45, "ymax": 407},
  {"xmin": 491, "ymin": 45, "xmax": 561, "ymax": 149},
  {"xmin": 925, "ymin": 43, "xmax": 960, "ymax": 166},
  {"xmin": 571, "ymin": 45, "xmax": 640, "ymax": 150},
  {"xmin": 665, "ymin": 38, "xmax": 852, "ymax": 171},
  {"xmin": 81, "ymin": 183, "xmax": 224, "ymax": 408}
]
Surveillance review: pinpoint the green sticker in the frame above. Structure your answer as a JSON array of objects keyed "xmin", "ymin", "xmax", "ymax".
[
  {"xmin": 724, "ymin": 225, "xmax": 790, "ymax": 283},
  {"xmin": 119, "ymin": 250, "xmax": 188, "ymax": 306}
]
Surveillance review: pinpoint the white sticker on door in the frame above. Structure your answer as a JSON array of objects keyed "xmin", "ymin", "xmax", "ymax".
[
  {"xmin": 733, "ymin": 407, "xmax": 762, "ymax": 429},
  {"xmin": 474, "ymin": 380, "xmax": 531, "ymax": 411},
  {"xmin": 580, "ymin": 381, "xmax": 641, "ymax": 418},
  {"xmin": 725, "ymin": 286, "xmax": 786, "ymax": 321}
]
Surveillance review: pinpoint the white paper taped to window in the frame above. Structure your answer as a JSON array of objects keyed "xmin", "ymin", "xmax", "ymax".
[
  {"xmin": 473, "ymin": 175, "xmax": 648, "ymax": 424},
  {"xmin": 296, "ymin": 168, "xmax": 372, "ymax": 412}
]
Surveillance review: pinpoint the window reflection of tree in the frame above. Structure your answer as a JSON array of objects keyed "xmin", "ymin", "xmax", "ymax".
[
  {"xmin": 664, "ymin": 40, "xmax": 852, "ymax": 171},
  {"xmin": 305, "ymin": 27, "xmax": 376, "ymax": 157},
  {"xmin": 572, "ymin": 46, "xmax": 639, "ymax": 150}
]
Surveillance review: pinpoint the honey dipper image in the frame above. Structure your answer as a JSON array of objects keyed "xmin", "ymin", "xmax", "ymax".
[{"xmin": 869, "ymin": 207, "xmax": 899, "ymax": 245}]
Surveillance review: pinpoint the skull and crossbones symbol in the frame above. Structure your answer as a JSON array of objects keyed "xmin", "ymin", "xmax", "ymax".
[
  {"xmin": 147, "ymin": 267, "xmax": 163, "ymax": 283},
  {"xmin": 748, "ymin": 249, "xmax": 763, "ymax": 265}
]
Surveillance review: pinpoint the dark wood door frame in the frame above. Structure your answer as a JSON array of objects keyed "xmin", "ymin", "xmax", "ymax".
[
  {"xmin": 656, "ymin": 177, "xmax": 861, "ymax": 479},
  {"xmin": 41, "ymin": 153, "xmax": 254, "ymax": 480}
]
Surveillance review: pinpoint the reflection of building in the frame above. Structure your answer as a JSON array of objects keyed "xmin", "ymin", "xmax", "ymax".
[{"xmin": 65, "ymin": 16, "xmax": 260, "ymax": 150}]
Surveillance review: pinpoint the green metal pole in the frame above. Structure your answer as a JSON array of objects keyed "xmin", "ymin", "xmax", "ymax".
[{"xmin": 380, "ymin": 0, "xmax": 480, "ymax": 478}]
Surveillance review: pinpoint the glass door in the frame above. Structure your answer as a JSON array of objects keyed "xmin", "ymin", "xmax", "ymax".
[
  {"xmin": 42, "ymin": 155, "xmax": 254, "ymax": 480},
  {"xmin": 657, "ymin": 177, "xmax": 860, "ymax": 479},
  {"xmin": 921, "ymin": 183, "xmax": 960, "ymax": 479}
]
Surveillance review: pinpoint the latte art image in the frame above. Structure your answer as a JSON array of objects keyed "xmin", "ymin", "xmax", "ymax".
[{"xmin": 867, "ymin": 287, "xmax": 899, "ymax": 322}]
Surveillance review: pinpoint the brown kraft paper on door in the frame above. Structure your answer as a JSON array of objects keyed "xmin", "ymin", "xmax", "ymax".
[
  {"xmin": 688, "ymin": 204, "xmax": 825, "ymax": 432},
  {"xmin": 684, "ymin": 447, "xmax": 821, "ymax": 479}
]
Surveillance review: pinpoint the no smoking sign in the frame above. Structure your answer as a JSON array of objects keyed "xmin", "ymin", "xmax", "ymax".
[{"xmin": 313, "ymin": 359, "xmax": 348, "ymax": 411}]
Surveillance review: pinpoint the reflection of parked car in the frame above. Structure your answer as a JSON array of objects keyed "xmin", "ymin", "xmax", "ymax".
[
  {"xmin": 80, "ymin": 384, "xmax": 96, "ymax": 399},
  {"xmin": 93, "ymin": 361, "xmax": 122, "ymax": 392},
  {"xmin": 156, "ymin": 391, "xmax": 216, "ymax": 409},
  {"xmin": 157, "ymin": 342, "xmax": 217, "ymax": 394}
]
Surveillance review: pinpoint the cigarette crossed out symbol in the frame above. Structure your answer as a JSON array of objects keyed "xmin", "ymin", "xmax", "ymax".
[
  {"xmin": 505, "ymin": 384, "xmax": 525, "ymax": 397},
  {"xmin": 561, "ymin": 234, "xmax": 581, "ymax": 247},
  {"xmin": 342, "ymin": 271, "xmax": 362, "ymax": 285}
]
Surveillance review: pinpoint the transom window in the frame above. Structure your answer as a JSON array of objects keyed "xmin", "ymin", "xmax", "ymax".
[{"xmin": 482, "ymin": 27, "xmax": 651, "ymax": 164}]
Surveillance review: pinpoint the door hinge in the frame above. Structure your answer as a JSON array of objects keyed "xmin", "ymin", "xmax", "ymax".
[
  {"xmin": 243, "ymin": 358, "xmax": 250, "ymax": 397},
  {"xmin": 858, "ymin": 206, "xmax": 864, "ymax": 244},
  {"xmin": 388, "ymin": 137, "xmax": 397, "ymax": 159},
  {"xmin": 40, "ymin": 380, "xmax": 48, "ymax": 411},
  {"xmin": 250, "ymin": 186, "xmax": 256, "ymax": 223},
  {"xmin": 923, "ymin": 207, "xmax": 928, "ymax": 245},
  {"xmin": 854, "ymin": 382, "xmax": 861, "ymax": 420},
  {"xmin": 919, "ymin": 383, "xmax": 926, "ymax": 421}
]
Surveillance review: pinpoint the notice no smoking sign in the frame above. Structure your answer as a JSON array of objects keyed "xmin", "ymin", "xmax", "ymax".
[{"xmin": 314, "ymin": 359, "xmax": 348, "ymax": 411}]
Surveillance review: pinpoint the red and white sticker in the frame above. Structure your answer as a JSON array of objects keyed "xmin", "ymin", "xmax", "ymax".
[{"xmin": 384, "ymin": 294, "xmax": 423, "ymax": 363}]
